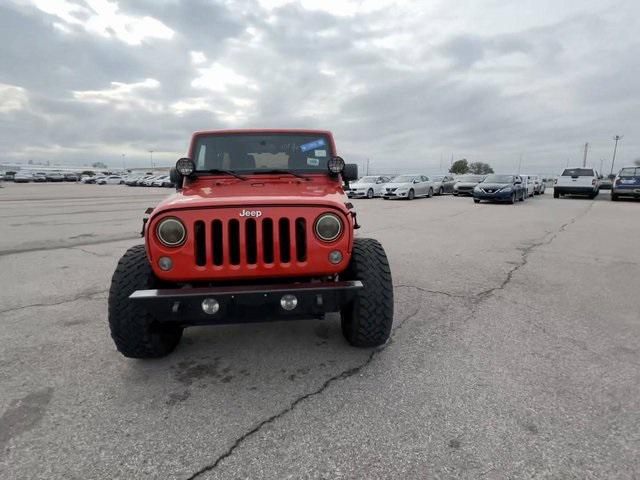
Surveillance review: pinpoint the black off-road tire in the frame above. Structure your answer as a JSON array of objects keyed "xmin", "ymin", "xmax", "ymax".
[
  {"xmin": 554, "ymin": 190, "xmax": 560, "ymax": 198},
  {"xmin": 611, "ymin": 193, "xmax": 618, "ymax": 201},
  {"xmin": 108, "ymin": 245, "xmax": 183, "ymax": 358},
  {"xmin": 340, "ymin": 238, "xmax": 394, "ymax": 347},
  {"xmin": 473, "ymin": 198, "xmax": 480, "ymax": 204}
]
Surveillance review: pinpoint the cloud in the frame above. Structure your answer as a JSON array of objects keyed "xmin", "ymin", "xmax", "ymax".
[{"xmin": 1, "ymin": 0, "xmax": 639, "ymax": 173}]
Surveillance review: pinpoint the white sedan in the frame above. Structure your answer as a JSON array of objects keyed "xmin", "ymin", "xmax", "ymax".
[
  {"xmin": 347, "ymin": 176, "xmax": 391, "ymax": 198},
  {"xmin": 97, "ymin": 175, "xmax": 124, "ymax": 185},
  {"xmin": 382, "ymin": 174, "xmax": 434, "ymax": 200}
]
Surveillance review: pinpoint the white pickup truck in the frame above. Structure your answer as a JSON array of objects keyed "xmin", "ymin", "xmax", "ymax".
[{"xmin": 554, "ymin": 167, "xmax": 600, "ymax": 199}]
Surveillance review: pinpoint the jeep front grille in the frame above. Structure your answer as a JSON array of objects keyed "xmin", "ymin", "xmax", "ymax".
[{"xmin": 193, "ymin": 216, "xmax": 307, "ymax": 267}]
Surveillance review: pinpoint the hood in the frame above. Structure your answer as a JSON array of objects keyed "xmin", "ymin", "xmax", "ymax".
[
  {"xmin": 384, "ymin": 182, "xmax": 412, "ymax": 189},
  {"xmin": 478, "ymin": 183, "xmax": 511, "ymax": 190},
  {"xmin": 350, "ymin": 181, "xmax": 377, "ymax": 188},
  {"xmin": 455, "ymin": 181, "xmax": 480, "ymax": 187},
  {"xmin": 151, "ymin": 174, "xmax": 348, "ymax": 216}
]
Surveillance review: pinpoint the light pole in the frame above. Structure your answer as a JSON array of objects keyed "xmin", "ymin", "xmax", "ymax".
[
  {"xmin": 610, "ymin": 135, "xmax": 623, "ymax": 175},
  {"xmin": 148, "ymin": 149, "xmax": 154, "ymax": 170}
]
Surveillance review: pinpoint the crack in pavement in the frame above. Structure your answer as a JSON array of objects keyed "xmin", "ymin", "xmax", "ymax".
[
  {"xmin": 395, "ymin": 283, "xmax": 469, "ymax": 299},
  {"xmin": 0, "ymin": 234, "xmax": 141, "ymax": 257},
  {"xmin": 185, "ymin": 303, "xmax": 424, "ymax": 480},
  {"xmin": 0, "ymin": 289, "xmax": 108, "ymax": 315},
  {"xmin": 475, "ymin": 202, "xmax": 594, "ymax": 300}
]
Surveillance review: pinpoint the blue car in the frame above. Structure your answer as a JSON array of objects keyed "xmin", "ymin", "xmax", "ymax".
[
  {"xmin": 473, "ymin": 174, "xmax": 526, "ymax": 204},
  {"xmin": 611, "ymin": 166, "xmax": 640, "ymax": 201}
]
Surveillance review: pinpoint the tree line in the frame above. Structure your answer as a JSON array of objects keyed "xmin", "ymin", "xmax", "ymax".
[{"xmin": 449, "ymin": 159, "xmax": 494, "ymax": 175}]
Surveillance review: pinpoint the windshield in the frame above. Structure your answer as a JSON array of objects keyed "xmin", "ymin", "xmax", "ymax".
[
  {"xmin": 192, "ymin": 133, "xmax": 332, "ymax": 173},
  {"xmin": 619, "ymin": 167, "xmax": 640, "ymax": 177},
  {"xmin": 358, "ymin": 176, "xmax": 378, "ymax": 183},
  {"xmin": 562, "ymin": 168, "xmax": 594, "ymax": 177},
  {"xmin": 391, "ymin": 175, "xmax": 416, "ymax": 183},
  {"xmin": 457, "ymin": 175, "xmax": 484, "ymax": 182},
  {"xmin": 483, "ymin": 175, "xmax": 514, "ymax": 183}
]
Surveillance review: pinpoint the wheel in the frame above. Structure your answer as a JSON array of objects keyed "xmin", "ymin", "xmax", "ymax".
[
  {"xmin": 611, "ymin": 193, "xmax": 618, "ymax": 201},
  {"xmin": 367, "ymin": 188, "xmax": 374, "ymax": 199},
  {"xmin": 407, "ymin": 189, "xmax": 415, "ymax": 200},
  {"xmin": 340, "ymin": 238, "xmax": 394, "ymax": 347},
  {"xmin": 553, "ymin": 190, "xmax": 560, "ymax": 198},
  {"xmin": 509, "ymin": 192, "xmax": 516, "ymax": 204},
  {"xmin": 427, "ymin": 187, "xmax": 433, "ymax": 198},
  {"xmin": 108, "ymin": 245, "xmax": 183, "ymax": 358},
  {"xmin": 589, "ymin": 190, "xmax": 599, "ymax": 199},
  {"xmin": 519, "ymin": 191, "xmax": 525, "ymax": 201},
  {"xmin": 382, "ymin": 197, "xmax": 389, "ymax": 200},
  {"xmin": 438, "ymin": 187, "xmax": 443, "ymax": 195},
  {"xmin": 473, "ymin": 198, "xmax": 480, "ymax": 204}
]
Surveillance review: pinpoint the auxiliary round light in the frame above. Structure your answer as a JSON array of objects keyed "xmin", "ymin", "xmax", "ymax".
[
  {"xmin": 328, "ymin": 250, "xmax": 343, "ymax": 264},
  {"xmin": 314, "ymin": 213, "xmax": 343, "ymax": 242},
  {"xmin": 156, "ymin": 217, "xmax": 186, "ymax": 247},
  {"xmin": 280, "ymin": 294, "xmax": 298, "ymax": 311},
  {"xmin": 327, "ymin": 156, "xmax": 345, "ymax": 174},
  {"xmin": 158, "ymin": 256, "xmax": 173, "ymax": 271},
  {"xmin": 176, "ymin": 157, "xmax": 195, "ymax": 176},
  {"xmin": 202, "ymin": 298, "xmax": 220, "ymax": 315}
]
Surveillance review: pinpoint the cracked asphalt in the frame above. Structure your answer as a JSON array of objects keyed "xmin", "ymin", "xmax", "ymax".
[{"xmin": 1, "ymin": 183, "xmax": 639, "ymax": 479}]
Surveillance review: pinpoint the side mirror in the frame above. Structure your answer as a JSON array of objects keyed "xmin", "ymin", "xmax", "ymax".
[
  {"xmin": 342, "ymin": 163, "xmax": 358, "ymax": 182},
  {"xmin": 169, "ymin": 167, "xmax": 182, "ymax": 190}
]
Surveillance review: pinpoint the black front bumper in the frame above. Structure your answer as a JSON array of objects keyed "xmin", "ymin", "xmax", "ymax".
[{"xmin": 130, "ymin": 280, "xmax": 363, "ymax": 325}]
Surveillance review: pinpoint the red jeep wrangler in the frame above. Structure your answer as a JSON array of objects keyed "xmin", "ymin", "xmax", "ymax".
[{"xmin": 108, "ymin": 130, "xmax": 394, "ymax": 358}]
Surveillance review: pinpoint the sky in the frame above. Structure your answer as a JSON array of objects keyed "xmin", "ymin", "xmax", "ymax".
[{"xmin": 1, "ymin": 0, "xmax": 639, "ymax": 175}]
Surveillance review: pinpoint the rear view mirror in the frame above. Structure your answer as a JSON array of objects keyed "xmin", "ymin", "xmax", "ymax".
[{"xmin": 342, "ymin": 163, "xmax": 358, "ymax": 182}]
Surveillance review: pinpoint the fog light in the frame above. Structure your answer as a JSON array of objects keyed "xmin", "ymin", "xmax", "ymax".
[
  {"xmin": 201, "ymin": 298, "xmax": 219, "ymax": 315},
  {"xmin": 280, "ymin": 294, "xmax": 298, "ymax": 311},
  {"xmin": 158, "ymin": 256, "xmax": 173, "ymax": 271},
  {"xmin": 328, "ymin": 250, "xmax": 343, "ymax": 264}
]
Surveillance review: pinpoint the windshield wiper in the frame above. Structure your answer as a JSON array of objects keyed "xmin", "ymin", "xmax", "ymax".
[
  {"xmin": 251, "ymin": 169, "xmax": 311, "ymax": 181},
  {"xmin": 202, "ymin": 169, "xmax": 248, "ymax": 180}
]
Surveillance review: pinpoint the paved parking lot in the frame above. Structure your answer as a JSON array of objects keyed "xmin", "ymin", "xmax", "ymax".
[{"xmin": 1, "ymin": 183, "xmax": 639, "ymax": 479}]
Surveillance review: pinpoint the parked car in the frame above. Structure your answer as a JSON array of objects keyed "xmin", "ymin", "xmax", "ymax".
[
  {"xmin": 14, "ymin": 171, "xmax": 34, "ymax": 183},
  {"xmin": 522, "ymin": 174, "xmax": 544, "ymax": 195},
  {"xmin": 611, "ymin": 166, "xmax": 640, "ymax": 201},
  {"xmin": 3, "ymin": 171, "xmax": 16, "ymax": 181},
  {"xmin": 453, "ymin": 175, "xmax": 485, "ymax": 196},
  {"xmin": 599, "ymin": 174, "xmax": 614, "ymax": 190},
  {"xmin": 382, "ymin": 174, "xmax": 434, "ymax": 200},
  {"xmin": 151, "ymin": 175, "xmax": 170, "ymax": 187},
  {"xmin": 46, "ymin": 172, "xmax": 65, "ymax": 182},
  {"xmin": 473, "ymin": 174, "xmax": 526, "ymax": 204},
  {"xmin": 64, "ymin": 173, "xmax": 79, "ymax": 182},
  {"xmin": 554, "ymin": 167, "xmax": 600, "ymax": 199},
  {"xmin": 519, "ymin": 175, "xmax": 536, "ymax": 197},
  {"xmin": 33, "ymin": 172, "xmax": 47, "ymax": 182},
  {"xmin": 135, "ymin": 175, "xmax": 154, "ymax": 186},
  {"xmin": 431, "ymin": 175, "xmax": 456, "ymax": 195},
  {"xmin": 346, "ymin": 175, "xmax": 391, "ymax": 198},
  {"xmin": 97, "ymin": 175, "xmax": 123, "ymax": 185},
  {"xmin": 125, "ymin": 176, "xmax": 143, "ymax": 186}
]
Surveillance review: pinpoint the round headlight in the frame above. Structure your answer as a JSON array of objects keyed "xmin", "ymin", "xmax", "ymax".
[
  {"xmin": 176, "ymin": 157, "xmax": 195, "ymax": 176},
  {"xmin": 156, "ymin": 217, "xmax": 186, "ymax": 247},
  {"xmin": 327, "ymin": 156, "xmax": 345, "ymax": 174},
  {"xmin": 314, "ymin": 213, "xmax": 343, "ymax": 242}
]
